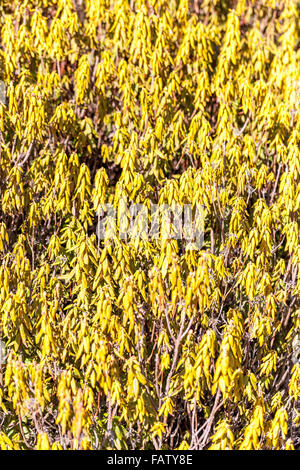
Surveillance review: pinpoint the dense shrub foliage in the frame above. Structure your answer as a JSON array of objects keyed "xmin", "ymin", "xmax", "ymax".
[{"xmin": 0, "ymin": 0, "xmax": 299, "ymax": 450}]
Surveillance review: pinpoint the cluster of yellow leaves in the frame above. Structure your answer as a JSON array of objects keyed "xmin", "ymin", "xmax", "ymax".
[{"xmin": 0, "ymin": 0, "xmax": 299, "ymax": 450}]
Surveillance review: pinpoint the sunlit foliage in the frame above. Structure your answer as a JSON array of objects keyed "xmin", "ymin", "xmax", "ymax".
[{"xmin": 0, "ymin": 0, "xmax": 299, "ymax": 450}]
